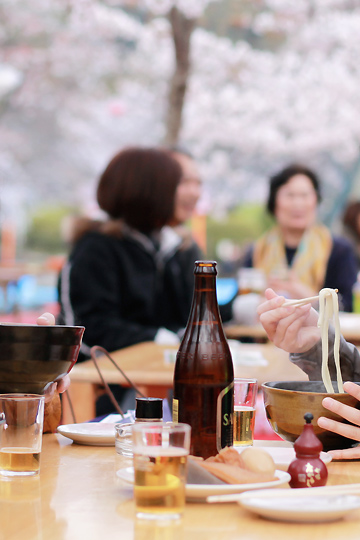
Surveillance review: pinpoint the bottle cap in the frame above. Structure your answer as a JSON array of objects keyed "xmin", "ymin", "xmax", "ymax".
[
  {"xmin": 135, "ymin": 397, "xmax": 163, "ymax": 420},
  {"xmin": 294, "ymin": 412, "xmax": 323, "ymax": 456},
  {"xmin": 194, "ymin": 260, "xmax": 217, "ymax": 275}
]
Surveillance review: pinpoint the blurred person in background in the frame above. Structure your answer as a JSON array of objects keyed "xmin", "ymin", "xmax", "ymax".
[
  {"xmin": 342, "ymin": 200, "xmax": 360, "ymax": 270},
  {"xmin": 233, "ymin": 164, "xmax": 357, "ymax": 323},
  {"xmin": 57, "ymin": 146, "xmax": 204, "ymax": 413}
]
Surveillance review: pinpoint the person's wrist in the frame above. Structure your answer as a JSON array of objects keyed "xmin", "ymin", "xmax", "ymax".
[{"xmin": 290, "ymin": 337, "xmax": 321, "ymax": 358}]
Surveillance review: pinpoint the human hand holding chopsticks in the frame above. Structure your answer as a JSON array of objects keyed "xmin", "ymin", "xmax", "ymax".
[{"xmin": 257, "ymin": 288, "xmax": 321, "ymax": 353}]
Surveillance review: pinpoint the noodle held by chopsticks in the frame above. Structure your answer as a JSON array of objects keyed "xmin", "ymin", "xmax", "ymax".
[{"xmin": 317, "ymin": 288, "xmax": 343, "ymax": 394}]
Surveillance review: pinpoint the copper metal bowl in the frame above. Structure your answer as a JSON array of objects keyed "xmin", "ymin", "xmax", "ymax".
[
  {"xmin": 262, "ymin": 381, "xmax": 360, "ymax": 451},
  {"xmin": 0, "ymin": 324, "xmax": 84, "ymax": 394}
]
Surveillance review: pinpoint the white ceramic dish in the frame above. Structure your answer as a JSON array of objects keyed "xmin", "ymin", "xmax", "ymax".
[
  {"xmin": 235, "ymin": 446, "xmax": 332, "ymax": 466},
  {"xmin": 238, "ymin": 489, "xmax": 360, "ymax": 523},
  {"xmin": 163, "ymin": 342, "xmax": 268, "ymax": 367},
  {"xmin": 57, "ymin": 423, "xmax": 116, "ymax": 446},
  {"xmin": 116, "ymin": 467, "xmax": 290, "ymax": 502},
  {"xmin": 228, "ymin": 340, "xmax": 268, "ymax": 366}
]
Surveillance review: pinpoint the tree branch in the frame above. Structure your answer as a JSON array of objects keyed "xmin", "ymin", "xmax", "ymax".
[{"xmin": 163, "ymin": 7, "xmax": 196, "ymax": 146}]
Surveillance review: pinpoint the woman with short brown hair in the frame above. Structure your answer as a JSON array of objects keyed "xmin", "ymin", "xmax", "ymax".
[
  {"xmin": 97, "ymin": 147, "xmax": 181, "ymax": 232},
  {"xmin": 58, "ymin": 146, "xmax": 202, "ymax": 358}
]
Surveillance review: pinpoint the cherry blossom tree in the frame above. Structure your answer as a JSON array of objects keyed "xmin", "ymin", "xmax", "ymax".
[{"xmin": 1, "ymin": 0, "xmax": 360, "ymax": 233}]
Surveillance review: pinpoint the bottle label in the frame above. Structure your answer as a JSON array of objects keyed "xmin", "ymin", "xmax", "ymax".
[
  {"xmin": 172, "ymin": 398, "xmax": 179, "ymax": 423},
  {"xmin": 216, "ymin": 381, "xmax": 234, "ymax": 452}
]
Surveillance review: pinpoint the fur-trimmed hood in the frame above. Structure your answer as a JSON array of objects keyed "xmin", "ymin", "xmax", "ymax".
[{"xmin": 68, "ymin": 217, "xmax": 195, "ymax": 254}]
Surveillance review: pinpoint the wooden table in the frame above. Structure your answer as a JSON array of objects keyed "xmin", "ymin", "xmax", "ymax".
[
  {"xmin": 2, "ymin": 434, "xmax": 360, "ymax": 540},
  {"xmin": 63, "ymin": 342, "xmax": 307, "ymax": 424},
  {"xmin": 225, "ymin": 311, "xmax": 360, "ymax": 345},
  {"xmin": 225, "ymin": 323, "xmax": 268, "ymax": 340}
]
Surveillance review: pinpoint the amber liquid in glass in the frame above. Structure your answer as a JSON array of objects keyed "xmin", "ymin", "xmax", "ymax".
[
  {"xmin": 0, "ymin": 447, "xmax": 40, "ymax": 476},
  {"xmin": 233, "ymin": 406, "xmax": 255, "ymax": 446},
  {"xmin": 133, "ymin": 447, "xmax": 187, "ymax": 517}
]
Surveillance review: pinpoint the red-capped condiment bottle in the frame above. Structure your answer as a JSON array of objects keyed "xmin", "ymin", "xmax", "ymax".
[{"xmin": 288, "ymin": 412, "xmax": 328, "ymax": 488}]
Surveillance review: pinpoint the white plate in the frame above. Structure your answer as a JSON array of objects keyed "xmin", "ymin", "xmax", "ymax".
[
  {"xmin": 228, "ymin": 340, "xmax": 268, "ymax": 366},
  {"xmin": 57, "ymin": 423, "xmax": 116, "ymax": 446},
  {"xmin": 116, "ymin": 467, "xmax": 290, "ymax": 502},
  {"xmin": 235, "ymin": 446, "xmax": 332, "ymax": 466},
  {"xmin": 238, "ymin": 489, "xmax": 360, "ymax": 523}
]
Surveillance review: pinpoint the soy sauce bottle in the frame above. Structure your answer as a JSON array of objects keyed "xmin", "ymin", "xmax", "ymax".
[
  {"xmin": 288, "ymin": 413, "xmax": 328, "ymax": 488},
  {"xmin": 173, "ymin": 261, "xmax": 234, "ymax": 458}
]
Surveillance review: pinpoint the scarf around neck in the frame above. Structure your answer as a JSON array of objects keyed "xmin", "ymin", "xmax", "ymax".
[{"xmin": 253, "ymin": 224, "xmax": 332, "ymax": 292}]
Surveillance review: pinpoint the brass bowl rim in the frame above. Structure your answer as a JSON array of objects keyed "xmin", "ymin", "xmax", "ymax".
[{"xmin": 262, "ymin": 381, "xmax": 360, "ymax": 398}]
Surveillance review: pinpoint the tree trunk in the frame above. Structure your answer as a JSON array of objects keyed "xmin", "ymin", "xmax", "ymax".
[{"xmin": 163, "ymin": 7, "xmax": 196, "ymax": 146}]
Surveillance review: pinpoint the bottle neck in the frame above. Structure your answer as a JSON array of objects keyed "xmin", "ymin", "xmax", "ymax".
[
  {"xmin": 189, "ymin": 274, "xmax": 220, "ymax": 321},
  {"xmin": 180, "ymin": 274, "xmax": 229, "ymax": 348}
]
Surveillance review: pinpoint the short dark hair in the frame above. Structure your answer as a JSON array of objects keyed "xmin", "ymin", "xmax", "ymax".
[
  {"xmin": 97, "ymin": 147, "xmax": 182, "ymax": 233},
  {"xmin": 267, "ymin": 164, "xmax": 322, "ymax": 215}
]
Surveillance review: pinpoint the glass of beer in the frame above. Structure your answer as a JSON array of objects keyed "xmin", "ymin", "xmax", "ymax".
[
  {"xmin": 233, "ymin": 378, "xmax": 258, "ymax": 447},
  {"xmin": 0, "ymin": 394, "xmax": 45, "ymax": 477},
  {"xmin": 132, "ymin": 422, "xmax": 191, "ymax": 520},
  {"xmin": 237, "ymin": 268, "xmax": 266, "ymax": 295}
]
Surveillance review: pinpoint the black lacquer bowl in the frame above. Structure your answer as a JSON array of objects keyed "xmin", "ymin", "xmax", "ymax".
[
  {"xmin": 262, "ymin": 380, "xmax": 360, "ymax": 451},
  {"xmin": 0, "ymin": 324, "xmax": 85, "ymax": 394}
]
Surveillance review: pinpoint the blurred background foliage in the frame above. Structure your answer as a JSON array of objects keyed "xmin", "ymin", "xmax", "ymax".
[
  {"xmin": 26, "ymin": 205, "xmax": 79, "ymax": 254},
  {"xmin": 2, "ymin": 0, "xmax": 360, "ymax": 278},
  {"xmin": 207, "ymin": 204, "xmax": 274, "ymax": 253}
]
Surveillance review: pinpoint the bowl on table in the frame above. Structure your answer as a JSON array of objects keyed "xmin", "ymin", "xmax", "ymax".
[
  {"xmin": 262, "ymin": 381, "xmax": 360, "ymax": 451},
  {"xmin": 0, "ymin": 323, "xmax": 85, "ymax": 394}
]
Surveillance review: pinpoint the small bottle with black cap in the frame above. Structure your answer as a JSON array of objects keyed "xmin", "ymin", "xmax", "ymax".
[{"xmin": 135, "ymin": 397, "xmax": 163, "ymax": 423}]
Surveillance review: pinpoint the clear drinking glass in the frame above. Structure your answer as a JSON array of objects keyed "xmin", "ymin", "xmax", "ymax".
[
  {"xmin": 233, "ymin": 378, "xmax": 258, "ymax": 447},
  {"xmin": 115, "ymin": 422, "xmax": 133, "ymax": 457},
  {"xmin": 132, "ymin": 422, "xmax": 191, "ymax": 520},
  {"xmin": 0, "ymin": 393, "xmax": 45, "ymax": 477}
]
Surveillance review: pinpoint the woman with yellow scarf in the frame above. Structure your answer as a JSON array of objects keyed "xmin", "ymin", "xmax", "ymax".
[{"xmin": 242, "ymin": 164, "xmax": 357, "ymax": 312}]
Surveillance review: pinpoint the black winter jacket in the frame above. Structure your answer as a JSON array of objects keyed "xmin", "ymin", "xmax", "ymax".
[{"xmin": 58, "ymin": 223, "xmax": 203, "ymax": 358}]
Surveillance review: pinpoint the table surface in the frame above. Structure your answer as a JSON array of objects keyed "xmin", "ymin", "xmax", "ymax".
[
  {"xmin": 2, "ymin": 434, "xmax": 360, "ymax": 540},
  {"xmin": 69, "ymin": 341, "xmax": 308, "ymax": 389},
  {"xmin": 225, "ymin": 311, "xmax": 360, "ymax": 344},
  {"xmin": 65, "ymin": 341, "xmax": 307, "ymax": 423}
]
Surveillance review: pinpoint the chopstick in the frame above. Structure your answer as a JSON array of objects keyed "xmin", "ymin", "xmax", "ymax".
[
  {"xmin": 282, "ymin": 296, "xmax": 319, "ymax": 307},
  {"xmin": 282, "ymin": 289, "xmax": 338, "ymax": 307},
  {"xmin": 207, "ymin": 483, "xmax": 360, "ymax": 504}
]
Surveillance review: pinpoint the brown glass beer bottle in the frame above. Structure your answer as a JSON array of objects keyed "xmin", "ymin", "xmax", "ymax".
[{"xmin": 173, "ymin": 261, "xmax": 234, "ymax": 458}]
